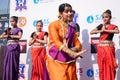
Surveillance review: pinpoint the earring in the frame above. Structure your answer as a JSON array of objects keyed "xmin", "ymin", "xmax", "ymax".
[{"xmin": 58, "ymin": 12, "xmax": 62, "ymax": 19}]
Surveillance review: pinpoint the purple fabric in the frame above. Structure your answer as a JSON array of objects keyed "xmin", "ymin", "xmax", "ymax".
[
  {"xmin": 66, "ymin": 22, "xmax": 76, "ymax": 48},
  {"xmin": 3, "ymin": 28, "xmax": 22, "ymax": 80},
  {"xmin": 8, "ymin": 28, "xmax": 23, "ymax": 40},
  {"xmin": 49, "ymin": 22, "xmax": 76, "ymax": 62},
  {"xmin": 49, "ymin": 46, "xmax": 74, "ymax": 62}
]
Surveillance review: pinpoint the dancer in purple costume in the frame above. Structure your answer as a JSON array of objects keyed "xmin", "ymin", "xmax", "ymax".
[{"xmin": 0, "ymin": 16, "xmax": 23, "ymax": 80}]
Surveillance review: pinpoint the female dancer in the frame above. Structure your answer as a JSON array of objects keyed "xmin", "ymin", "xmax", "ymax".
[
  {"xmin": 90, "ymin": 9, "xmax": 119, "ymax": 80},
  {"xmin": 0, "ymin": 16, "xmax": 23, "ymax": 80},
  {"xmin": 47, "ymin": 3, "xmax": 88, "ymax": 80},
  {"xmin": 29, "ymin": 20, "xmax": 49, "ymax": 80}
]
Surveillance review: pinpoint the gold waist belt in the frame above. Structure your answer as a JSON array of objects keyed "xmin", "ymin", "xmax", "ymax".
[
  {"xmin": 98, "ymin": 40, "xmax": 114, "ymax": 46},
  {"xmin": 7, "ymin": 40, "xmax": 18, "ymax": 45}
]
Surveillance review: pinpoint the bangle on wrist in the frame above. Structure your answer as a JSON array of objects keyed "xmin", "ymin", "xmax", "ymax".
[
  {"xmin": 71, "ymin": 47, "xmax": 77, "ymax": 51},
  {"xmin": 71, "ymin": 51, "xmax": 75, "ymax": 57},
  {"xmin": 59, "ymin": 44, "xmax": 65, "ymax": 51}
]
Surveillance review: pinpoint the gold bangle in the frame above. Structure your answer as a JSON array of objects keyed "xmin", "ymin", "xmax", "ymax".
[
  {"xmin": 71, "ymin": 47, "xmax": 77, "ymax": 51},
  {"xmin": 71, "ymin": 51, "xmax": 75, "ymax": 57},
  {"xmin": 59, "ymin": 44, "xmax": 65, "ymax": 51}
]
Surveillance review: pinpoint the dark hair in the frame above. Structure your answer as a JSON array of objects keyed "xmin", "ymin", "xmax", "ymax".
[
  {"xmin": 11, "ymin": 16, "xmax": 18, "ymax": 22},
  {"xmin": 103, "ymin": 9, "xmax": 112, "ymax": 18},
  {"xmin": 72, "ymin": 10, "xmax": 75, "ymax": 14},
  {"xmin": 59, "ymin": 3, "xmax": 72, "ymax": 13},
  {"xmin": 36, "ymin": 20, "xmax": 43, "ymax": 26}
]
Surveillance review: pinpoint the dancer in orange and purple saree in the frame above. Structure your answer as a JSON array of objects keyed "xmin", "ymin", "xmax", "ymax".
[
  {"xmin": 47, "ymin": 3, "xmax": 88, "ymax": 80},
  {"xmin": 90, "ymin": 9, "xmax": 119, "ymax": 80},
  {"xmin": 29, "ymin": 20, "xmax": 49, "ymax": 80}
]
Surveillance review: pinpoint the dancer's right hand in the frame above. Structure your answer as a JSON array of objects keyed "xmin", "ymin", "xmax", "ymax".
[{"xmin": 73, "ymin": 49, "xmax": 88, "ymax": 58}]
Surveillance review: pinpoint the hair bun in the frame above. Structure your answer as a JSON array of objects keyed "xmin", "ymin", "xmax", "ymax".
[{"xmin": 104, "ymin": 9, "xmax": 111, "ymax": 15}]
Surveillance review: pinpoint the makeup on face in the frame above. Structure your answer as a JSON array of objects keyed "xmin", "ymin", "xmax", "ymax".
[
  {"xmin": 61, "ymin": 7, "xmax": 73, "ymax": 22},
  {"xmin": 10, "ymin": 18, "xmax": 17, "ymax": 27},
  {"xmin": 36, "ymin": 22, "xmax": 43, "ymax": 31},
  {"xmin": 102, "ymin": 13, "xmax": 111, "ymax": 24}
]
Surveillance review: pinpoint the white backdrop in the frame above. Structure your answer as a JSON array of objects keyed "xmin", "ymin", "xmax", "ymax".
[{"xmin": 10, "ymin": 0, "xmax": 120, "ymax": 80}]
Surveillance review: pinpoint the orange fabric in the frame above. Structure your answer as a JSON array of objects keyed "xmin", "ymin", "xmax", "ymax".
[
  {"xmin": 48, "ymin": 20, "xmax": 81, "ymax": 51},
  {"xmin": 47, "ymin": 56, "xmax": 78, "ymax": 80},
  {"xmin": 47, "ymin": 20, "xmax": 81, "ymax": 80}
]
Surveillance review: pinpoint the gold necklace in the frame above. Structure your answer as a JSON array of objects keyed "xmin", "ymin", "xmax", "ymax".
[
  {"xmin": 60, "ymin": 20, "xmax": 68, "ymax": 28},
  {"xmin": 60, "ymin": 20, "xmax": 68, "ymax": 38}
]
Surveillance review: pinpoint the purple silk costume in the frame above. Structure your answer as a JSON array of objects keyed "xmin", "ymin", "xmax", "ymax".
[
  {"xmin": 49, "ymin": 22, "xmax": 76, "ymax": 63},
  {"xmin": 3, "ymin": 28, "xmax": 22, "ymax": 80}
]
